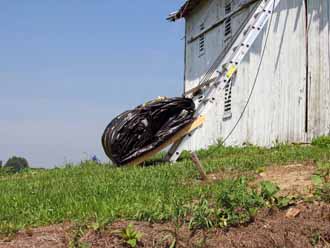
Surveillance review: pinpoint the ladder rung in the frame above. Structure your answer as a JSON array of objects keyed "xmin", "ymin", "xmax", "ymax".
[{"xmin": 166, "ymin": 0, "xmax": 282, "ymax": 163}]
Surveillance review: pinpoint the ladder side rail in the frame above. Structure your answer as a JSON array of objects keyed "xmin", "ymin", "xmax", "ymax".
[
  {"xmin": 166, "ymin": 0, "xmax": 282, "ymax": 162},
  {"xmin": 189, "ymin": 0, "xmax": 263, "ymax": 94},
  {"xmin": 224, "ymin": 0, "xmax": 281, "ymax": 69},
  {"xmin": 193, "ymin": 0, "xmax": 281, "ymax": 114}
]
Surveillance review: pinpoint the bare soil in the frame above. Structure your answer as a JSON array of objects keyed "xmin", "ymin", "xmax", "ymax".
[
  {"xmin": 0, "ymin": 223, "xmax": 71, "ymax": 248},
  {"xmin": 1, "ymin": 163, "xmax": 330, "ymax": 248},
  {"xmin": 1, "ymin": 203, "xmax": 329, "ymax": 248},
  {"xmin": 81, "ymin": 202, "xmax": 330, "ymax": 248},
  {"xmin": 256, "ymin": 162, "xmax": 316, "ymax": 197}
]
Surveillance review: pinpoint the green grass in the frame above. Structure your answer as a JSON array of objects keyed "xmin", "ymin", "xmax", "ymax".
[
  {"xmin": 311, "ymin": 135, "xmax": 330, "ymax": 148},
  {"xmin": 313, "ymin": 161, "xmax": 330, "ymax": 203},
  {"xmin": 1, "ymin": 141, "xmax": 330, "ymax": 235}
]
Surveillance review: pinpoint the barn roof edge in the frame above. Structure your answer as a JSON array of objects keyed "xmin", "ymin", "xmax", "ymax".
[{"xmin": 167, "ymin": 0, "xmax": 203, "ymax": 22}]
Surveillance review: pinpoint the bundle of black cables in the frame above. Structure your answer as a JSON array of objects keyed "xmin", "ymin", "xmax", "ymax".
[{"xmin": 102, "ymin": 97, "xmax": 195, "ymax": 166}]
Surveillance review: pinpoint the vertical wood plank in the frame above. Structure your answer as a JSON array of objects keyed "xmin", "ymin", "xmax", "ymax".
[
  {"xmin": 182, "ymin": 0, "xmax": 320, "ymax": 152},
  {"xmin": 308, "ymin": 0, "xmax": 330, "ymax": 139}
]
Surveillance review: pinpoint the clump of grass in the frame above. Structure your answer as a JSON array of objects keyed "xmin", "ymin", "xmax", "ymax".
[
  {"xmin": 311, "ymin": 135, "xmax": 330, "ymax": 148},
  {"xmin": 310, "ymin": 231, "xmax": 321, "ymax": 247},
  {"xmin": 118, "ymin": 223, "xmax": 142, "ymax": 248},
  {"xmin": 0, "ymin": 144, "xmax": 330, "ymax": 234},
  {"xmin": 188, "ymin": 198, "xmax": 214, "ymax": 229},
  {"xmin": 69, "ymin": 224, "xmax": 89, "ymax": 248},
  {"xmin": 313, "ymin": 162, "xmax": 330, "ymax": 203},
  {"xmin": 187, "ymin": 179, "xmax": 284, "ymax": 230},
  {"xmin": 260, "ymin": 181, "xmax": 280, "ymax": 204},
  {"xmin": 315, "ymin": 184, "xmax": 330, "ymax": 203},
  {"xmin": 215, "ymin": 178, "xmax": 264, "ymax": 228}
]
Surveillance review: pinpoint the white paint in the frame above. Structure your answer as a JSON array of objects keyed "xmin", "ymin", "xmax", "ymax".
[
  {"xmin": 181, "ymin": 0, "xmax": 329, "ymax": 150},
  {"xmin": 307, "ymin": 0, "xmax": 330, "ymax": 139}
]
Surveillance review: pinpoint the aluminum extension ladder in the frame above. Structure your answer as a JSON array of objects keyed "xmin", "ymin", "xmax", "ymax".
[{"xmin": 165, "ymin": 0, "xmax": 282, "ymax": 162}]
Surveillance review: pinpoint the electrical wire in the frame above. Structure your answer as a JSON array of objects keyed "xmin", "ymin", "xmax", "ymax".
[{"xmin": 221, "ymin": 0, "xmax": 277, "ymax": 144}]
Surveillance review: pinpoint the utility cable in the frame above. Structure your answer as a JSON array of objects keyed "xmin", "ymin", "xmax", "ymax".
[{"xmin": 222, "ymin": 0, "xmax": 276, "ymax": 144}]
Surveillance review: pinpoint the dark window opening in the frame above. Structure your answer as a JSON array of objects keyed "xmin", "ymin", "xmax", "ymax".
[
  {"xmin": 199, "ymin": 23, "xmax": 206, "ymax": 56},
  {"xmin": 223, "ymin": 80, "xmax": 233, "ymax": 120},
  {"xmin": 224, "ymin": 1, "xmax": 233, "ymax": 42}
]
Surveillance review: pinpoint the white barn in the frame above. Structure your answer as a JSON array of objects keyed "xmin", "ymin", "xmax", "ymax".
[{"xmin": 168, "ymin": 0, "xmax": 330, "ymax": 150}]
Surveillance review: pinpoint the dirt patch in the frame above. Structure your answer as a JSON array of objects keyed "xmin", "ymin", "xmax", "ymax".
[
  {"xmin": 1, "ymin": 204, "xmax": 330, "ymax": 247},
  {"xmin": 202, "ymin": 203, "xmax": 330, "ymax": 248},
  {"xmin": 80, "ymin": 222, "xmax": 182, "ymax": 248},
  {"xmin": 82, "ymin": 203, "xmax": 330, "ymax": 248},
  {"xmin": 256, "ymin": 163, "xmax": 316, "ymax": 196},
  {"xmin": 0, "ymin": 223, "xmax": 71, "ymax": 248}
]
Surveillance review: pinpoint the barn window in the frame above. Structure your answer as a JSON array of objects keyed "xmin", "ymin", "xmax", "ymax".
[
  {"xmin": 223, "ymin": 0, "xmax": 233, "ymax": 120},
  {"xmin": 199, "ymin": 23, "xmax": 205, "ymax": 56},
  {"xmin": 223, "ymin": 80, "xmax": 233, "ymax": 120},
  {"xmin": 224, "ymin": 1, "xmax": 232, "ymax": 42}
]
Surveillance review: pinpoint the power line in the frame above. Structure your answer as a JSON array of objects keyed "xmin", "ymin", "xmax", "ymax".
[{"xmin": 222, "ymin": 1, "xmax": 276, "ymax": 144}]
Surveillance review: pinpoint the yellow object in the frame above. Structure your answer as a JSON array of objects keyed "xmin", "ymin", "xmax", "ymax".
[{"xmin": 225, "ymin": 65, "xmax": 237, "ymax": 79}]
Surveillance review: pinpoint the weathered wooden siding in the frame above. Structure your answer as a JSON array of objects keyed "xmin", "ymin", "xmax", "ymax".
[
  {"xmin": 184, "ymin": 0, "xmax": 229, "ymax": 149},
  {"xmin": 227, "ymin": 0, "xmax": 307, "ymax": 147},
  {"xmin": 183, "ymin": 0, "xmax": 316, "ymax": 150},
  {"xmin": 185, "ymin": 0, "xmax": 226, "ymax": 90},
  {"xmin": 185, "ymin": 0, "xmax": 251, "ymax": 92},
  {"xmin": 307, "ymin": 0, "xmax": 330, "ymax": 139}
]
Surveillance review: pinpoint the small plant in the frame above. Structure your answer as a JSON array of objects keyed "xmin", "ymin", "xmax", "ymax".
[
  {"xmin": 158, "ymin": 231, "xmax": 178, "ymax": 248},
  {"xmin": 194, "ymin": 235, "xmax": 207, "ymax": 248},
  {"xmin": 315, "ymin": 183, "xmax": 330, "ymax": 203},
  {"xmin": 260, "ymin": 181, "xmax": 294, "ymax": 209},
  {"xmin": 276, "ymin": 196, "xmax": 294, "ymax": 209},
  {"xmin": 316, "ymin": 162, "xmax": 330, "ymax": 183},
  {"xmin": 215, "ymin": 178, "xmax": 264, "ymax": 227},
  {"xmin": 313, "ymin": 162, "xmax": 330, "ymax": 203},
  {"xmin": 260, "ymin": 181, "xmax": 280, "ymax": 204},
  {"xmin": 216, "ymin": 138, "xmax": 225, "ymax": 146},
  {"xmin": 310, "ymin": 231, "xmax": 321, "ymax": 247},
  {"xmin": 311, "ymin": 135, "xmax": 330, "ymax": 148},
  {"xmin": 189, "ymin": 197, "xmax": 214, "ymax": 230},
  {"xmin": 89, "ymin": 217, "xmax": 112, "ymax": 232},
  {"xmin": 69, "ymin": 225, "xmax": 89, "ymax": 248},
  {"xmin": 120, "ymin": 223, "xmax": 143, "ymax": 248}
]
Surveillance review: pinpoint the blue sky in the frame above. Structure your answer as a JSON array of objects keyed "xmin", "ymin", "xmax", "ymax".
[{"xmin": 0, "ymin": 1, "xmax": 185, "ymax": 167}]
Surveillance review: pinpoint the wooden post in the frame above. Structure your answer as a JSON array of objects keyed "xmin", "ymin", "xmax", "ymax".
[{"xmin": 191, "ymin": 152, "xmax": 208, "ymax": 181}]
